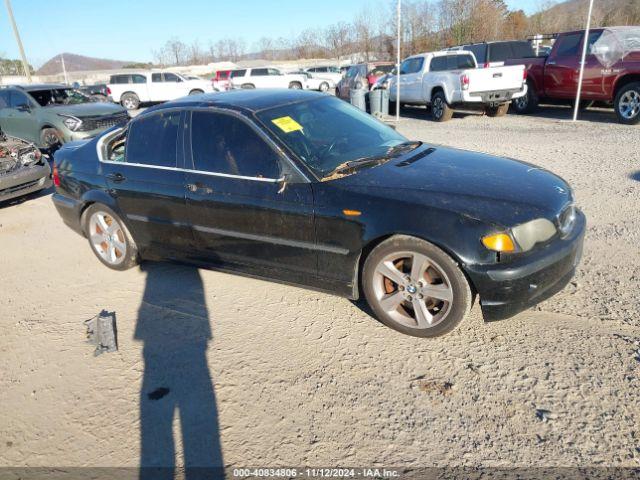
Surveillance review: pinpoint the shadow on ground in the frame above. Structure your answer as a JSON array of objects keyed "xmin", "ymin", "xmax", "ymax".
[
  {"xmin": 136, "ymin": 262, "xmax": 224, "ymax": 480},
  {"xmin": 520, "ymin": 104, "xmax": 617, "ymax": 124}
]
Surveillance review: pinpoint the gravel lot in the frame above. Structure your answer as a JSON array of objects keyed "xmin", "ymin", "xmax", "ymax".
[{"xmin": 0, "ymin": 106, "xmax": 639, "ymax": 474}]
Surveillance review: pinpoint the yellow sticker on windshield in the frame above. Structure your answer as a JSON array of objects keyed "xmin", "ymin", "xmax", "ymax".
[{"xmin": 272, "ymin": 116, "xmax": 303, "ymax": 133}]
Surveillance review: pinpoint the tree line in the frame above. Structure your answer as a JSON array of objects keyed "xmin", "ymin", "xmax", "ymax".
[{"xmin": 151, "ymin": 0, "xmax": 640, "ymax": 66}]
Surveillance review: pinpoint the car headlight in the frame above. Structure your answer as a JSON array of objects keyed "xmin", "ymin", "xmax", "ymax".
[
  {"xmin": 482, "ymin": 218, "xmax": 557, "ymax": 253},
  {"xmin": 59, "ymin": 115, "xmax": 82, "ymax": 132}
]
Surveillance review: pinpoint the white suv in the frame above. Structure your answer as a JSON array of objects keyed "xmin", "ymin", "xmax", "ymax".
[
  {"xmin": 108, "ymin": 71, "xmax": 214, "ymax": 110},
  {"xmin": 229, "ymin": 68, "xmax": 307, "ymax": 90}
]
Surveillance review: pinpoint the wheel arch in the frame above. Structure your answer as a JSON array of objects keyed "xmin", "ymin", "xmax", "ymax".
[
  {"xmin": 613, "ymin": 74, "xmax": 640, "ymax": 98},
  {"xmin": 354, "ymin": 231, "xmax": 479, "ymax": 300},
  {"xmin": 428, "ymin": 84, "xmax": 448, "ymax": 104},
  {"xmin": 78, "ymin": 190, "xmax": 120, "ymax": 236}
]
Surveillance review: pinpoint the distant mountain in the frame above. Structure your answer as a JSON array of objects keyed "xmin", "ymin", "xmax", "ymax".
[{"xmin": 36, "ymin": 53, "xmax": 140, "ymax": 75}]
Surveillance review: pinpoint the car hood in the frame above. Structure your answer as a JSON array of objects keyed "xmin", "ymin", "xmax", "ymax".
[
  {"xmin": 41, "ymin": 103, "xmax": 126, "ymax": 118},
  {"xmin": 334, "ymin": 145, "xmax": 573, "ymax": 227}
]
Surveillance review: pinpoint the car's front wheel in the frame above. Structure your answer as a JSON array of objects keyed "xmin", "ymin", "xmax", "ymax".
[
  {"xmin": 288, "ymin": 81, "xmax": 303, "ymax": 90},
  {"xmin": 362, "ymin": 235, "xmax": 472, "ymax": 338},
  {"xmin": 121, "ymin": 93, "xmax": 140, "ymax": 110},
  {"xmin": 83, "ymin": 204, "xmax": 139, "ymax": 271},
  {"xmin": 319, "ymin": 82, "xmax": 330, "ymax": 93},
  {"xmin": 430, "ymin": 91, "xmax": 454, "ymax": 122},
  {"xmin": 511, "ymin": 80, "xmax": 538, "ymax": 114},
  {"xmin": 614, "ymin": 82, "xmax": 640, "ymax": 125}
]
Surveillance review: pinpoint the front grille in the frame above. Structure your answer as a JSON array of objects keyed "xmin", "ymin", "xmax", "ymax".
[
  {"xmin": 78, "ymin": 113, "xmax": 129, "ymax": 132},
  {"xmin": 557, "ymin": 204, "xmax": 577, "ymax": 237}
]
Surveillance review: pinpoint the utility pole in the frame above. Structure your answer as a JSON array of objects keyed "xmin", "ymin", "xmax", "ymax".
[
  {"xmin": 573, "ymin": 0, "xmax": 595, "ymax": 122},
  {"xmin": 396, "ymin": 0, "xmax": 401, "ymax": 121},
  {"xmin": 4, "ymin": 0, "xmax": 32, "ymax": 83},
  {"xmin": 61, "ymin": 53, "xmax": 69, "ymax": 84}
]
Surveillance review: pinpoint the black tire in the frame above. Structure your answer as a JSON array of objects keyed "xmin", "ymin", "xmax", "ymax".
[
  {"xmin": 82, "ymin": 203, "xmax": 139, "ymax": 271},
  {"xmin": 288, "ymin": 81, "xmax": 303, "ymax": 90},
  {"xmin": 319, "ymin": 82, "xmax": 330, "ymax": 93},
  {"xmin": 121, "ymin": 92, "xmax": 140, "ymax": 110},
  {"xmin": 614, "ymin": 82, "xmax": 640, "ymax": 125},
  {"xmin": 241, "ymin": 83, "xmax": 256, "ymax": 89},
  {"xmin": 362, "ymin": 235, "xmax": 473, "ymax": 338},
  {"xmin": 430, "ymin": 91, "xmax": 454, "ymax": 122},
  {"xmin": 511, "ymin": 80, "xmax": 539, "ymax": 114},
  {"xmin": 486, "ymin": 103, "xmax": 509, "ymax": 117},
  {"xmin": 189, "ymin": 89, "xmax": 204, "ymax": 95},
  {"xmin": 40, "ymin": 128, "xmax": 62, "ymax": 150}
]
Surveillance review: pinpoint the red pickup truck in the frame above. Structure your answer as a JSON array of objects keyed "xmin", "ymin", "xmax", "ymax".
[{"xmin": 510, "ymin": 27, "xmax": 640, "ymax": 124}]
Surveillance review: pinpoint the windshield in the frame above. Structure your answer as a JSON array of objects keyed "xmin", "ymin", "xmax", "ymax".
[
  {"xmin": 256, "ymin": 96, "xmax": 408, "ymax": 179},
  {"xmin": 30, "ymin": 88, "xmax": 93, "ymax": 107}
]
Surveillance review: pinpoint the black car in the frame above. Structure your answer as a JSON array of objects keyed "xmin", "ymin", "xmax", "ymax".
[
  {"xmin": 51, "ymin": 90, "xmax": 585, "ymax": 338},
  {"xmin": 75, "ymin": 83, "xmax": 111, "ymax": 102},
  {"xmin": 449, "ymin": 40, "xmax": 537, "ymax": 67}
]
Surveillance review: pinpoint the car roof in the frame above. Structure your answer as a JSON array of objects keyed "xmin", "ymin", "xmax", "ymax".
[
  {"xmin": 15, "ymin": 83, "xmax": 68, "ymax": 91},
  {"xmin": 143, "ymin": 89, "xmax": 326, "ymax": 116}
]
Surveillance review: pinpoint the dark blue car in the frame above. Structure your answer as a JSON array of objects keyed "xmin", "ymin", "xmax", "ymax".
[{"xmin": 51, "ymin": 90, "xmax": 585, "ymax": 338}]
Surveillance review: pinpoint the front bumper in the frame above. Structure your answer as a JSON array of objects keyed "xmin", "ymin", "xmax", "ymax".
[
  {"xmin": 0, "ymin": 163, "xmax": 52, "ymax": 202},
  {"xmin": 466, "ymin": 209, "xmax": 586, "ymax": 321}
]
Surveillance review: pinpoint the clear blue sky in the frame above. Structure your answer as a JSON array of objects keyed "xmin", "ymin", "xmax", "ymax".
[{"xmin": 0, "ymin": 0, "xmax": 542, "ymax": 66}]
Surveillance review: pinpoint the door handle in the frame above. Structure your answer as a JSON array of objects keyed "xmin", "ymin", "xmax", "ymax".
[
  {"xmin": 106, "ymin": 173, "xmax": 126, "ymax": 183},
  {"xmin": 547, "ymin": 61, "xmax": 556, "ymax": 65},
  {"xmin": 187, "ymin": 183, "xmax": 214, "ymax": 194}
]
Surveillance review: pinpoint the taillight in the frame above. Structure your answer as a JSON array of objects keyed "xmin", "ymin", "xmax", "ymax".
[
  {"xmin": 484, "ymin": 62, "xmax": 490, "ymax": 69},
  {"xmin": 52, "ymin": 163, "xmax": 60, "ymax": 187},
  {"xmin": 461, "ymin": 74, "xmax": 470, "ymax": 90},
  {"xmin": 107, "ymin": 86, "xmax": 112, "ymax": 95},
  {"xmin": 523, "ymin": 69, "xmax": 528, "ymax": 81}
]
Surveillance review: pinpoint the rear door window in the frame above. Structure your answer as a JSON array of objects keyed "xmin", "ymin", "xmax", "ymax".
[
  {"xmin": 126, "ymin": 111, "xmax": 181, "ymax": 168},
  {"xmin": 164, "ymin": 73, "xmax": 180, "ymax": 82},
  {"xmin": 151, "ymin": 73, "xmax": 163, "ymax": 83},
  {"xmin": 132, "ymin": 74, "xmax": 147, "ymax": 84},
  {"xmin": 230, "ymin": 70, "xmax": 246, "ymax": 78},
  {"xmin": 488, "ymin": 42, "xmax": 514, "ymax": 63},
  {"xmin": 190, "ymin": 111, "xmax": 281, "ymax": 179},
  {"xmin": 429, "ymin": 56, "xmax": 447, "ymax": 72},
  {"xmin": 465, "ymin": 44, "xmax": 487, "ymax": 65},
  {"xmin": 554, "ymin": 33, "xmax": 583, "ymax": 57},
  {"xmin": 252, "ymin": 68, "xmax": 268, "ymax": 76}
]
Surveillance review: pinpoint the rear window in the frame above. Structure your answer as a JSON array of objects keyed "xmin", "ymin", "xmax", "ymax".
[
  {"xmin": 511, "ymin": 41, "xmax": 536, "ymax": 59},
  {"xmin": 430, "ymin": 56, "xmax": 447, "ymax": 72},
  {"xmin": 217, "ymin": 71, "xmax": 229, "ymax": 79},
  {"xmin": 489, "ymin": 42, "xmax": 515, "ymax": 63},
  {"xmin": 230, "ymin": 70, "xmax": 246, "ymax": 78}
]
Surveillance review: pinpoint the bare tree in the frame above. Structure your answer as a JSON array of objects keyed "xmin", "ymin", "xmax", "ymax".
[{"xmin": 324, "ymin": 21, "xmax": 353, "ymax": 61}]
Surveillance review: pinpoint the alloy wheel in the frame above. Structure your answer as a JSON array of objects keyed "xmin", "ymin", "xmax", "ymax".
[
  {"xmin": 432, "ymin": 98, "xmax": 444, "ymax": 119},
  {"xmin": 123, "ymin": 98, "xmax": 136, "ymax": 110},
  {"xmin": 371, "ymin": 251, "xmax": 454, "ymax": 329},
  {"xmin": 619, "ymin": 90, "xmax": 640, "ymax": 120},
  {"xmin": 89, "ymin": 211, "xmax": 127, "ymax": 266},
  {"xmin": 515, "ymin": 94, "xmax": 529, "ymax": 111}
]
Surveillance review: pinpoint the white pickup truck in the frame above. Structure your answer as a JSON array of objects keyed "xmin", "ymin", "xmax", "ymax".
[
  {"xmin": 229, "ymin": 68, "xmax": 308, "ymax": 90},
  {"xmin": 389, "ymin": 50, "xmax": 527, "ymax": 121},
  {"xmin": 107, "ymin": 71, "xmax": 214, "ymax": 110}
]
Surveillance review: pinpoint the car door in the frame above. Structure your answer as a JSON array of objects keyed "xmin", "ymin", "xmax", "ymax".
[
  {"xmin": 402, "ymin": 57, "xmax": 425, "ymax": 102},
  {"xmin": 544, "ymin": 32, "xmax": 583, "ymax": 98},
  {"xmin": 0, "ymin": 90, "xmax": 15, "ymax": 137},
  {"xmin": 250, "ymin": 68, "xmax": 269, "ymax": 88},
  {"xmin": 267, "ymin": 68, "xmax": 284, "ymax": 88},
  {"xmin": 0, "ymin": 90, "xmax": 39, "ymax": 144},
  {"xmin": 162, "ymin": 72, "xmax": 187, "ymax": 99},
  {"xmin": 101, "ymin": 109, "xmax": 193, "ymax": 254},
  {"xmin": 183, "ymin": 108, "xmax": 317, "ymax": 277},
  {"xmin": 148, "ymin": 73, "xmax": 170, "ymax": 101}
]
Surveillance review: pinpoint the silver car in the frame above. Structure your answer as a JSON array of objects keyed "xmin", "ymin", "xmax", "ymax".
[{"xmin": 0, "ymin": 132, "xmax": 52, "ymax": 203}]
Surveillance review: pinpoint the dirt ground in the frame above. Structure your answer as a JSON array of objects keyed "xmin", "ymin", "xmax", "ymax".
[{"xmin": 0, "ymin": 105, "xmax": 639, "ymax": 474}]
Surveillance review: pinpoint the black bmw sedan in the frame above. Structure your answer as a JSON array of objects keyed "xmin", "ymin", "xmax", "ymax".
[{"xmin": 52, "ymin": 90, "xmax": 585, "ymax": 338}]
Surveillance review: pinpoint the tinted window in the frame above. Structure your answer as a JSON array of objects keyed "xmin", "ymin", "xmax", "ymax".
[
  {"xmin": 110, "ymin": 75, "xmax": 127, "ymax": 84},
  {"xmin": 191, "ymin": 111, "xmax": 280, "ymax": 179},
  {"xmin": 218, "ymin": 71, "xmax": 229, "ymax": 79},
  {"xmin": 268, "ymin": 68, "xmax": 280, "ymax": 76},
  {"xmin": 430, "ymin": 56, "xmax": 447, "ymax": 72},
  {"xmin": 230, "ymin": 70, "xmax": 246, "ymax": 78},
  {"xmin": 555, "ymin": 33, "xmax": 583, "ymax": 57},
  {"xmin": 465, "ymin": 44, "xmax": 487, "ymax": 64},
  {"xmin": 132, "ymin": 74, "xmax": 147, "ymax": 84},
  {"xmin": 587, "ymin": 31, "xmax": 604, "ymax": 53},
  {"xmin": 456, "ymin": 55, "xmax": 476, "ymax": 69},
  {"xmin": 252, "ymin": 68, "xmax": 268, "ymax": 76},
  {"xmin": 0, "ymin": 91, "xmax": 9, "ymax": 108},
  {"xmin": 511, "ymin": 41, "xmax": 536, "ymax": 59},
  {"xmin": 164, "ymin": 73, "xmax": 180, "ymax": 82},
  {"xmin": 152, "ymin": 73, "xmax": 162, "ymax": 82},
  {"xmin": 489, "ymin": 42, "xmax": 514, "ymax": 62},
  {"xmin": 10, "ymin": 91, "xmax": 31, "ymax": 108},
  {"xmin": 127, "ymin": 111, "xmax": 181, "ymax": 168}
]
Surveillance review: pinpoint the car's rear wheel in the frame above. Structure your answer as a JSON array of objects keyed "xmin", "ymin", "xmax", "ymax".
[
  {"xmin": 486, "ymin": 103, "xmax": 509, "ymax": 117},
  {"xmin": 362, "ymin": 236, "xmax": 472, "ymax": 338},
  {"xmin": 430, "ymin": 91, "xmax": 453, "ymax": 122},
  {"xmin": 83, "ymin": 204, "xmax": 139, "ymax": 271},
  {"xmin": 614, "ymin": 82, "xmax": 640, "ymax": 125},
  {"xmin": 189, "ymin": 89, "xmax": 204, "ymax": 95},
  {"xmin": 288, "ymin": 81, "xmax": 303, "ymax": 90},
  {"xmin": 511, "ymin": 80, "xmax": 538, "ymax": 114},
  {"xmin": 241, "ymin": 83, "xmax": 256, "ymax": 89},
  {"xmin": 319, "ymin": 82, "xmax": 330, "ymax": 93},
  {"xmin": 121, "ymin": 93, "xmax": 140, "ymax": 110}
]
